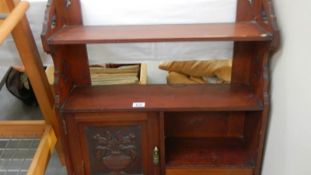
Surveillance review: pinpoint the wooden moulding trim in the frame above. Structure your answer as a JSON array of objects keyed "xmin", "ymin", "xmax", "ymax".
[
  {"xmin": 166, "ymin": 167, "xmax": 253, "ymax": 175},
  {"xmin": 0, "ymin": 120, "xmax": 46, "ymax": 137},
  {"xmin": 27, "ymin": 125, "xmax": 57, "ymax": 175}
]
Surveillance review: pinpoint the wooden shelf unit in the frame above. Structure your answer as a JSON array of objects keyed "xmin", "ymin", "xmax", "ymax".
[{"xmin": 41, "ymin": 0, "xmax": 279, "ymax": 175}]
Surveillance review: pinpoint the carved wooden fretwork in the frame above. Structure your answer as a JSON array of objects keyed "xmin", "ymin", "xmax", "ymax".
[{"xmin": 261, "ymin": 0, "xmax": 280, "ymax": 51}]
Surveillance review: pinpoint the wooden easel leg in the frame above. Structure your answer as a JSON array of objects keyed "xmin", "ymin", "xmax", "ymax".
[{"xmin": 4, "ymin": 0, "xmax": 66, "ymax": 166}]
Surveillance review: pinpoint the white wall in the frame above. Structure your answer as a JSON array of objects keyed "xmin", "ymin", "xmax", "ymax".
[
  {"xmin": 262, "ymin": 0, "xmax": 311, "ymax": 175},
  {"xmin": 2, "ymin": 0, "xmax": 310, "ymax": 174}
]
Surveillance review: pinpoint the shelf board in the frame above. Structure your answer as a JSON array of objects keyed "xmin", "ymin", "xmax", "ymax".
[
  {"xmin": 48, "ymin": 22, "xmax": 272, "ymax": 45},
  {"xmin": 62, "ymin": 84, "xmax": 263, "ymax": 112},
  {"xmin": 165, "ymin": 138, "xmax": 255, "ymax": 168},
  {"xmin": 166, "ymin": 167, "xmax": 253, "ymax": 175}
]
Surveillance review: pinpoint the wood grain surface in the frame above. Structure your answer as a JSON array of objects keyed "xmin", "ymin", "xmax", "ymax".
[
  {"xmin": 62, "ymin": 84, "xmax": 263, "ymax": 112},
  {"xmin": 48, "ymin": 22, "xmax": 272, "ymax": 45}
]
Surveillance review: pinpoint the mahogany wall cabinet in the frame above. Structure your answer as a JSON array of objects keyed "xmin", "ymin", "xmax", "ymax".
[{"xmin": 41, "ymin": 0, "xmax": 279, "ymax": 174}]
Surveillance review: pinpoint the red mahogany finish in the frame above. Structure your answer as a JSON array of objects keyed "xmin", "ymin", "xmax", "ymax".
[
  {"xmin": 48, "ymin": 22, "xmax": 271, "ymax": 45},
  {"xmin": 41, "ymin": 0, "xmax": 279, "ymax": 175},
  {"xmin": 63, "ymin": 84, "xmax": 262, "ymax": 112}
]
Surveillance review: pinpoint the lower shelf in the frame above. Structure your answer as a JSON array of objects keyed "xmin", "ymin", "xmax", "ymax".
[
  {"xmin": 62, "ymin": 84, "xmax": 262, "ymax": 112},
  {"xmin": 165, "ymin": 138, "xmax": 255, "ymax": 168},
  {"xmin": 166, "ymin": 167, "xmax": 254, "ymax": 175}
]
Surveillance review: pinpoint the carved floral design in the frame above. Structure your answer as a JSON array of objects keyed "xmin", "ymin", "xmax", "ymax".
[{"xmin": 88, "ymin": 127, "xmax": 141, "ymax": 175}]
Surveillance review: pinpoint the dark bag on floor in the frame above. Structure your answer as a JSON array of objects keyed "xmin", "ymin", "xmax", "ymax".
[{"xmin": 5, "ymin": 67, "xmax": 37, "ymax": 106}]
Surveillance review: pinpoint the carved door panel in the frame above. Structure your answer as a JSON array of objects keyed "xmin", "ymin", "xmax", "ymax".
[
  {"xmin": 84, "ymin": 125, "xmax": 143, "ymax": 174},
  {"xmin": 67, "ymin": 112, "xmax": 160, "ymax": 175}
]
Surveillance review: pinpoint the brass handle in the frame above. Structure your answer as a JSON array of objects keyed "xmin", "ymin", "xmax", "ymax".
[{"xmin": 152, "ymin": 146, "xmax": 159, "ymax": 165}]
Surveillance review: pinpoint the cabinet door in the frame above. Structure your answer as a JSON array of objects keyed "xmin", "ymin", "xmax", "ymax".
[{"xmin": 66, "ymin": 112, "xmax": 160, "ymax": 175}]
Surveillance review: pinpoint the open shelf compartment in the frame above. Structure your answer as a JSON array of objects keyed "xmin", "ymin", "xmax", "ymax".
[{"xmin": 163, "ymin": 111, "xmax": 258, "ymax": 175}]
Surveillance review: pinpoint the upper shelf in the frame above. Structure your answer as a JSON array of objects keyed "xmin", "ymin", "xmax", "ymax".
[{"xmin": 48, "ymin": 22, "xmax": 272, "ymax": 45}]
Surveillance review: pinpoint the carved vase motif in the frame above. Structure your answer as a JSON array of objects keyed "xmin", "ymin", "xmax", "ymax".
[{"xmin": 86, "ymin": 126, "xmax": 143, "ymax": 175}]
